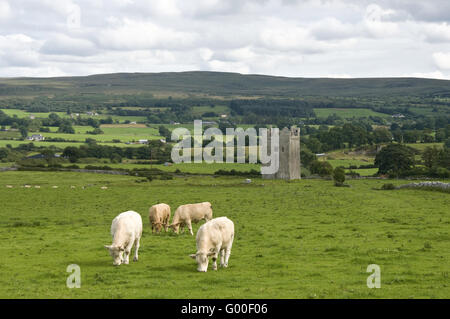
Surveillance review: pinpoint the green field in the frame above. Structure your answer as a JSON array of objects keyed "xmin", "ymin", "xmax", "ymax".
[
  {"xmin": 314, "ymin": 108, "xmax": 391, "ymax": 119},
  {"xmin": 0, "ymin": 171, "xmax": 448, "ymax": 299}
]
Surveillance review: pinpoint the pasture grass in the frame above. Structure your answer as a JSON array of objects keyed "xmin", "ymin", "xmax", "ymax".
[{"xmin": 0, "ymin": 171, "xmax": 448, "ymax": 298}]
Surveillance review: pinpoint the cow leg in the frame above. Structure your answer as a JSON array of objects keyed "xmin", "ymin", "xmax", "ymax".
[
  {"xmin": 164, "ymin": 216, "xmax": 169, "ymax": 232},
  {"xmin": 212, "ymin": 252, "xmax": 219, "ymax": 271},
  {"xmin": 124, "ymin": 241, "xmax": 133, "ymax": 264},
  {"xmin": 187, "ymin": 221, "xmax": 193, "ymax": 236},
  {"xmin": 123, "ymin": 250, "xmax": 130, "ymax": 264},
  {"xmin": 133, "ymin": 237, "xmax": 140, "ymax": 262},
  {"xmin": 224, "ymin": 241, "xmax": 233, "ymax": 268},
  {"xmin": 220, "ymin": 249, "xmax": 225, "ymax": 267}
]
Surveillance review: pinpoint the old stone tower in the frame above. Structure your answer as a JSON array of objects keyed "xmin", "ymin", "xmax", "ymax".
[{"xmin": 262, "ymin": 127, "xmax": 301, "ymax": 180}]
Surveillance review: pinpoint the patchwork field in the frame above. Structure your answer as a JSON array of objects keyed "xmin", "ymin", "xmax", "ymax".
[{"xmin": 0, "ymin": 171, "xmax": 448, "ymax": 299}]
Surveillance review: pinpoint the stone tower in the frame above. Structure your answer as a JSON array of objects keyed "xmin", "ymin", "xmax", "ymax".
[{"xmin": 262, "ymin": 127, "xmax": 301, "ymax": 180}]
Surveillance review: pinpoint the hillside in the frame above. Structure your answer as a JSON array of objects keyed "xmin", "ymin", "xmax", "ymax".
[{"xmin": 1, "ymin": 71, "xmax": 450, "ymax": 98}]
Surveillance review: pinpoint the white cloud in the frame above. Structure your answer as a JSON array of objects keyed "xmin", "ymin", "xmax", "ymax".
[
  {"xmin": 363, "ymin": 3, "xmax": 400, "ymax": 38},
  {"xmin": 433, "ymin": 52, "xmax": 450, "ymax": 70},
  {"xmin": 423, "ymin": 22, "xmax": 450, "ymax": 43},
  {"xmin": 0, "ymin": 0, "xmax": 449, "ymax": 79},
  {"xmin": 0, "ymin": 0, "xmax": 11, "ymax": 20},
  {"xmin": 404, "ymin": 70, "xmax": 449, "ymax": 80},
  {"xmin": 40, "ymin": 34, "xmax": 97, "ymax": 56},
  {"xmin": 98, "ymin": 18, "xmax": 197, "ymax": 50}
]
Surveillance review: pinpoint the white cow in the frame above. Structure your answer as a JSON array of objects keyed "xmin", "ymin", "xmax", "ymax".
[
  {"xmin": 149, "ymin": 203, "xmax": 171, "ymax": 233},
  {"xmin": 189, "ymin": 217, "xmax": 234, "ymax": 272},
  {"xmin": 169, "ymin": 202, "xmax": 213, "ymax": 235},
  {"xmin": 104, "ymin": 211, "xmax": 143, "ymax": 266}
]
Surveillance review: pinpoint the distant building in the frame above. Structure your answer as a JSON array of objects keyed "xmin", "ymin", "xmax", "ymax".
[
  {"xmin": 138, "ymin": 139, "xmax": 148, "ymax": 144},
  {"xmin": 220, "ymin": 114, "xmax": 228, "ymax": 118},
  {"xmin": 262, "ymin": 127, "xmax": 301, "ymax": 180},
  {"xmin": 392, "ymin": 114, "xmax": 405, "ymax": 118},
  {"xmin": 203, "ymin": 121, "xmax": 217, "ymax": 125},
  {"xmin": 159, "ymin": 139, "xmax": 166, "ymax": 143},
  {"xmin": 130, "ymin": 121, "xmax": 137, "ymax": 125},
  {"xmin": 86, "ymin": 111, "xmax": 98, "ymax": 116},
  {"xmin": 315, "ymin": 153, "xmax": 326, "ymax": 157},
  {"xmin": 27, "ymin": 134, "xmax": 45, "ymax": 141},
  {"xmin": 29, "ymin": 114, "xmax": 35, "ymax": 120},
  {"xmin": 170, "ymin": 121, "xmax": 180, "ymax": 125}
]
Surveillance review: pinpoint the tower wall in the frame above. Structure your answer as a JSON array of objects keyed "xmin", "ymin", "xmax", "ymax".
[{"xmin": 261, "ymin": 127, "xmax": 301, "ymax": 180}]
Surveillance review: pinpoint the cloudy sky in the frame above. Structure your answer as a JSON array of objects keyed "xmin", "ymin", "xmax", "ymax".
[{"xmin": 0, "ymin": 0, "xmax": 450, "ymax": 79}]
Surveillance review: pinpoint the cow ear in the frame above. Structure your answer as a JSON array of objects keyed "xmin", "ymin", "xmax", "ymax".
[
  {"xmin": 104, "ymin": 245, "xmax": 111, "ymax": 250},
  {"xmin": 207, "ymin": 251, "xmax": 216, "ymax": 257},
  {"xmin": 119, "ymin": 246, "xmax": 125, "ymax": 251},
  {"xmin": 189, "ymin": 254, "xmax": 197, "ymax": 259}
]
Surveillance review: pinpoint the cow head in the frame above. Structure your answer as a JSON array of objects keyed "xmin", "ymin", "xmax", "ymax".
[
  {"xmin": 168, "ymin": 222, "xmax": 181, "ymax": 234},
  {"xmin": 189, "ymin": 249, "xmax": 216, "ymax": 272},
  {"xmin": 104, "ymin": 244, "xmax": 125, "ymax": 266},
  {"xmin": 152, "ymin": 221, "xmax": 163, "ymax": 233}
]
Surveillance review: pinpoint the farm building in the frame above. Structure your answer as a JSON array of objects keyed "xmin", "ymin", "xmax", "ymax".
[{"xmin": 27, "ymin": 134, "xmax": 45, "ymax": 141}]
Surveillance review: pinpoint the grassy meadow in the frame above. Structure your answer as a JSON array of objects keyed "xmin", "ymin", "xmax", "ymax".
[{"xmin": 0, "ymin": 171, "xmax": 448, "ymax": 299}]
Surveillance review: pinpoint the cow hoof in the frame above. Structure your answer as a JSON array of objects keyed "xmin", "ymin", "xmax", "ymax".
[{"xmin": 133, "ymin": 257, "xmax": 138, "ymax": 262}]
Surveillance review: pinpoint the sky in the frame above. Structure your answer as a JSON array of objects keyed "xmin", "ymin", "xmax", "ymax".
[{"xmin": 0, "ymin": 0, "xmax": 450, "ymax": 79}]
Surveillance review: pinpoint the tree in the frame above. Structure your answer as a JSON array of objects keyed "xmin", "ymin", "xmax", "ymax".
[
  {"xmin": 333, "ymin": 167, "xmax": 346, "ymax": 186},
  {"xmin": 40, "ymin": 149, "xmax": 55, "ymax": 164},
  {"xmin": 58, "ymin": 122, "xmax": 75, "ymax": 134},
  {"xmin": 62, "ymin": 146, "xmax": 82, "ymax": 163},
  {"xmin": 373, "ymin": 128, "xmax": 392, "ymax": 143},
  {"xmin": 310, "ymin": 160, "xmax": 333, "ymax": 177},
  {"xmin": 0, "ymin": 148, "xmax": 8, "ymax": 160},
  {"xmin": 375, "ymin": 144, "xmax": 415, "ymax": 175},
  {"xmin": 422, "ymin": 146, "xmax": 440, "ymax": 168},
  {"xmin": 444, "ymin": 138, "xmax": 450, "ymax": 149},
  {"xmin": 19, "ymin": 126, "xmax": 28, "ymax": 139},
  {"xmin": 300, "ymin": 147, "xmax": 317, "ymax": 169},
  {"xmin": 158, "ymin": 125, "xmax": 171, "ymax": 140}
]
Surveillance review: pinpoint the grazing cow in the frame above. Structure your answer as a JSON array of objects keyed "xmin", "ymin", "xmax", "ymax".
[
  {"xmin": 104, "ymin": 211, "xmax": 142, "ymax": 266},
  {"xmin": 101, "ymin": 186, "xmax": 108, "ymax": 190},
  {"xmin": 6, "ymin": 185, "xmax": 13, "ymax": 188},
  {"xmin": 52, "ymin": 186, "xmax": 58, "ymax": 189},
  {"xmin": 169, "ymin": 202, "xmax": 213, "ymax": 235},
  {"xmin": 35, "ymin": 185, "xmax": 41, "ymax": 189},
  {"xmin": 24, "ymin": 185, "xmax": 31, "ymax": 188},
  {"xmin": 189, "ymin": 217, "xmax": 235, "ymax": 272},
  {"xmin": 149, "ymin": 203, "xmax": 171, "ymax": 233}
]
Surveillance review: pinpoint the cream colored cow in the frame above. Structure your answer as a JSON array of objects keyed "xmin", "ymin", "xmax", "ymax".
[
  {"xmin": 149, "ymin": 203, "xmax": 171, "ymax": 233},
  {"xmin": 104, "ymin": 211, "xmax": 143, "ymax": 266},
  {"xmin": 169, "ymin": 202, "xmax": 213, "ymax": 235},
  {"xmin": 189, "ymin": 217, "xmax": 235, "ymax": 272}
]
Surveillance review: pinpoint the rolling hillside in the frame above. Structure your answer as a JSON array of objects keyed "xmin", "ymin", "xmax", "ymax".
[{"xmin": 1, "ymin": 71, "xmax": 450, "ymax": 98}]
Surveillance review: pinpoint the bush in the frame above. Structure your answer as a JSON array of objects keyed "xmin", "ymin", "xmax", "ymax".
[
  {"xmin": 310, "ymin": 160, "xmax": 333, "ymax": 177},
  {"xmin": 333, "ymin": 167, "xmax": 346, "ymax": 186}
]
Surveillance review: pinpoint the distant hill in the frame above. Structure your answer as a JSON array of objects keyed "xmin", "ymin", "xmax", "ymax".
[{"xmin": 1, "ymin": 71, "xmax": 450, "ymax": 99}]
